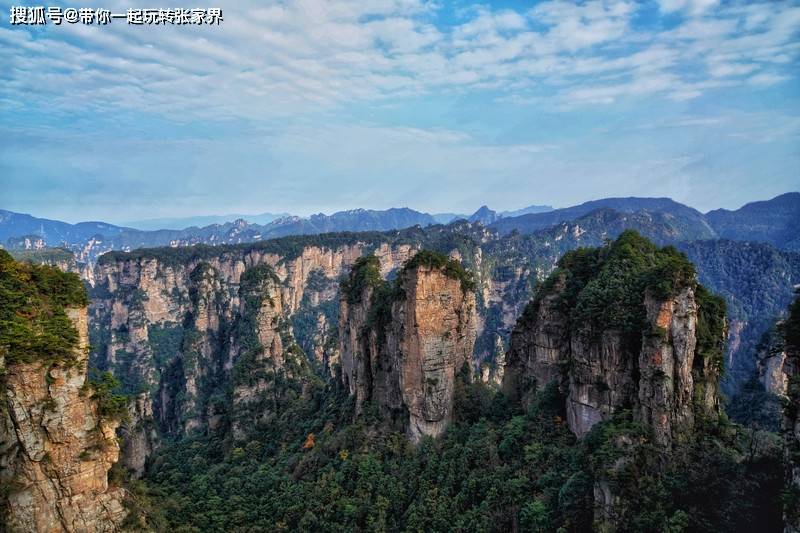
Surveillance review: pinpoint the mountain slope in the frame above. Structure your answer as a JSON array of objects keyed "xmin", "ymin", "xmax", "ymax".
[
  {"xmin": 1, "ymin": 207, "xmax": 439, "ymax": 263},
  {"xmin": 489, "ymin": 197, "xmax": 716, "ymax": 238},
  {"xmin": 0, "ymin": 209, "xmax": 128, "ymax": 244},
  {"xmin": 706, "ymin": 192, "xmax": 800, "ymax": 251},
  {"xmin": 133, "ymin": 233, "xmax": 781, "ymax": 533},
  {"xmin": 122, "ymin": 211, "xmax": 290, "ymax": 230}
]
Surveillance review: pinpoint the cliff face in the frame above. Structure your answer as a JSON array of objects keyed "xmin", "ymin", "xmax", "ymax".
[
  {"xmin": 782, "ymin": 293, "xmax": 800, "ymax": 532},
  {"xmin": 1, "ymin": 308, "xmax": 127, "ymax": 532},
  {"xmin": 503, "ymin": 232, "xmax": 727, "ymax": 531},
  {"xmin": 396, "ymin": 265, "xmax": 478, "ymax": 441},
  {"xmin": 228, "ymin": 265, "xmax": 291, "ymax": 441},
  {"xmin": 757, "ymin": 324, "xmax": 789, "ymax": 398},
  {"xmin": 339, "ymin": 253, "xmax": 477, "ymax": 442},
  {"xmin": 91, "ymin": 241, "xmax": 419, "ymax": 468},
  {"xmin": 504, "ymin": 233, "xmax": 724, "ymax": 448}
]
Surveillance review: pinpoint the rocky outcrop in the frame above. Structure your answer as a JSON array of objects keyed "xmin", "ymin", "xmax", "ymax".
[
  {"xmin": 229, "ymin": 264, "xmax": 290, "ymax": 441},
  {"xmin": 91, "ymin": 240, "xmax": 421, "ymax": 461},
  {"xmin": 339, "ymin": 252, "xmax": 477, "ymax": 442},
  {"xmin": 504, "ymin": 233, "xmax": 723, "ymax": 447},
  {"xmin": 118, "ymin": 393, "xmax": 158, "ymax": 478},
  {"xmin": 503, "ymin": 232, "xmax": 727, "ymax": 531},
  {"xmin": 395, "ymin": 263, "xmax": 478, "ymax": 441},
  {"xmin": 1, "ymin": 308, "xmax": 127, "ymax": 532},
  {"xmin": 756, "ymin": 324, "xmax": 789, "ymax": 398},
  {"xmin": 782, "ymin": 293, "xmax": 800, "ymax": 532}
]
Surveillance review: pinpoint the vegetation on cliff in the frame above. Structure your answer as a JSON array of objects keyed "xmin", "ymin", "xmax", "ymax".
[
  {"xmin": 340, "ymin": 251, "xmax": 476, "ymax": 358},
  {"xmin": 340, "ymin": 255, "xmax": 384, "ymax": 305},
  {"xmin": 98, "ymin": 231, "xmax": 397, "ymax": 267},
  {"xmin": 783, "ymin": 289, "xmax": 800, "ymax": 527},
  {"xmin": 401, "ymin": 249, "xmax": 476, "ymax": 293},
  {"xmin": 9, "ymin": 247, "xmax": 76, "ymax": 265},
  {"xmin": 679, "ymin": 239, "xmax": 800, "ymax": 395},
  {"xmin": 0, "ymin": 249, "xmax": 88, "ymax": 365},
  {"xmin": 126, "ymin": 235, "xmax": 783, "ymax": 532},
  {"xmin": 522, "ymin": 230, "xmax": 721, "ymax": 357}
]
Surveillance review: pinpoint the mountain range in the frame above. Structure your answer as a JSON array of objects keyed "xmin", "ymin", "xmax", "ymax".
[
  {"xmin": 120, "ymin": 211, "xmax": 291, "ymax": 231},
  {"xmin": 3, "ymin": 191, "xmax": 799, "ymax": 532},
  {"xmin": 2, "ymin": 194, "xmax": 797, "ymax": 264}
]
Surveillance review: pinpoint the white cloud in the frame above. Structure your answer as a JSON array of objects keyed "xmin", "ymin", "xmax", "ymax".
[
  {"xmin": 0, "ymin": 0, "xmax": 797, "ymax": 122},
  {"xmin": 658, "ymin": 0, "xmax": 719, "ymax": 16},
  {"xmin": 748, "ymin": 72, "xmax": 792, "ymax": 86}
]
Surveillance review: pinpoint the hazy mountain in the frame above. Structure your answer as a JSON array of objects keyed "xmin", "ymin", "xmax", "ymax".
[
  {"xmin": 433, "ymin": 204, "xmax": 552, "ymax": 225},
  {"xmin": 122, "ymin": 212, "xmax": 290, "ymax": 231},
  {"xmin": 0, "ymin": 209, "xmax": 128, "ymax": 244},
  {"xmin": 499, "ymin": 204, "xmax": 553, "ymax": 217},
  {"xmin": 4, "ymin": 194, "xmax": 797, "ymax": 264},
  {"xmin": 431, "ymin": 212, "xmax": 467, "ymax": 224},
  {"xmin": 468, "ymin": 205, "xmax": 499, "ymax": 225},
  {"xmin": 489, "ymin": 197, "xmax": 715, "ymax": 237},
  {"xmin": 706, "ymin": 192, "xmax": 800, "ymax": 251},
  {"xmin": 0, "ymin": 207, "xmax": 439, "ymax": 262}
]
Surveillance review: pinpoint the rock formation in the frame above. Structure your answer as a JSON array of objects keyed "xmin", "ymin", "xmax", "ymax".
[
  {"xmin": 782, "ymin": 292, "xmax": 800, "ymax": 532},
  {"xmin": 503, "ymin": 232, "xmax": 727, "ymax": 530},
  {"xmin": 339, "ymin": 252, "xmax": 477, "ymax": 442},
  {"xmin": 90, "ymin": 240, "xmax": 420, "ymax": 462},
  {"xmin": 504, "ymin": 231, "xmax": 724, "ymax": 447},
  {"xmin": 1, "ymin": 305, "xmax": 127, "ymax": 532},
  {"xmin": 228, "ymin": 264, "xmax": 292, "ymax": 441},
  {"xmin": 757, "ymin": 324, "xmax": 789, "ymax": 397}
]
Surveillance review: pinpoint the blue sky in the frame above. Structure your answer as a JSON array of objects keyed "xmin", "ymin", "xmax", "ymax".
[{"xmin": 1, "ymin": 0, "xmax": 798, "ymax": 223}]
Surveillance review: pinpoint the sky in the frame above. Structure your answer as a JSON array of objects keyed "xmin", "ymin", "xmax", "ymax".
[{"xmin": 1, "ymin": 0, "xmax": 799, "ymax": 223}]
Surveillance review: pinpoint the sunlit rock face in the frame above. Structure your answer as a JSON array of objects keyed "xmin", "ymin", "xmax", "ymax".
[
  {"xmin": 0, "ymin": 308, "xmax": 127, "ymax": 533},
  {"xmin": 339, "ymin": 256, "xmax": 477, "ymax": 442},
  {"xmin": 395, "ymin": 265, "xmax": 477, "ymax": 442}
]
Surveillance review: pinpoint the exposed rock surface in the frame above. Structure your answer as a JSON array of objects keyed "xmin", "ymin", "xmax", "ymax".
[
  {"xmin": 504, "ymin": 235, "xmax": 722, "ymax": 447},
  {"xmin": 228, "ymin": 265, "xmax": 290, "ymax": 441},
  {"xmin": 91, "ymin": 241, "xmax": 420, "ymax": 462},
  {"xmin": 782, "ymin": 293, "xmax": 800, "ymax": 532},
  {"xmin": 503, "ymin": 232, "xmax": 728, "ymax": 531},
  {"xmin": 1, "ymin": 308, "xmax": 127, "ymax": 532},
  {"xmin": 118, "ymin": 393, "xmax": 158, "ymax": 478},
  {"xmin": 396, "ymin": 264, "xmax": 478, "ymax": 441},
  {"xmin": 756, "ymin": 324, "xmax": 789, "ymax": 398},
  {"xmin": 339, "ymin": 253, "xmax": 477, "ymax": 442}
]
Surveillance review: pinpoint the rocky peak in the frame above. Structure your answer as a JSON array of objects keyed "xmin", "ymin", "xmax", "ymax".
[
  {"xmin": 0, "ymin": 251, "xmax": 126, "ymax": 531},
  {"xmin": 504, "ymin": 231, "xmax": 726, "ymax": 447},
  {"xmin": 339, "ymin": 251, "xmax": 477, "ymax": 442},
  {"xmin": 229, "ymin": 264, "xmax": 290, "ymax": 439},
  {"xmin": 469, "ymin": 205, "xmax": 498, "ymax": 225}
]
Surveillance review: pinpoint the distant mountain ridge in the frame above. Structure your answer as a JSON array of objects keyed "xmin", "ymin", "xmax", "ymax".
[
  {"xmin": 121, "ymin": 212, "xmax": 291, "ymax": 231},
  {"xmin": 490, "ymin": 194, "xmax": 800, "ymax": 252},
  {"xmin": 0, "ymin": 209, "xmax": 128, "ymax": 243},
  {"xmin": 489, "ymin": 196, "xmax": 715, "ymax": 236},
  {"xmin": 706, "ymin": 192, "xmax": 800, "ymax": 250},
  {"xmin": 2, "ymin": 194, "xmax": 797, "ymax": 263}
]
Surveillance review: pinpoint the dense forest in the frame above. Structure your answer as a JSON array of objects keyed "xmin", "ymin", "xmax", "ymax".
[{"xmin": 129, "ymin": 379, "xmax": 783, "ymax": 532}]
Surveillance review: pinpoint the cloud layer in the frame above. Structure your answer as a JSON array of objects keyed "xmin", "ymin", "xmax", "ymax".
[
  {"xmin": 2, "ymin": 0, "xmax": 798, "ymax": 117},
  {"xmin": 0, "ymin": 0, "xmax": 798, "ymax": 220}
]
